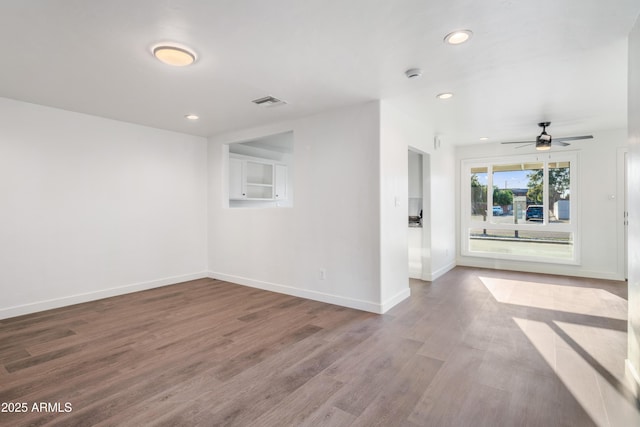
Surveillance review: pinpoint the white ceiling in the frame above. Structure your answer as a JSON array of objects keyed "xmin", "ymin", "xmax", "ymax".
[{"xmin": 1, "ymin": 0, "xmax": 638, "ymax": 144}]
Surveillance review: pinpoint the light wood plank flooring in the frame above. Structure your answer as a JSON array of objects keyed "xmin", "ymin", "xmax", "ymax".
[{"xmin": 0, "ymin": 267, "xmax": 638, "ymax": 426}]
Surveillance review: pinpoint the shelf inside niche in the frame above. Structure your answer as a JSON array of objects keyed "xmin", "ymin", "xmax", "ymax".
[
  {"xmin": 246, "ymin": 185, "xmax": 273, "ymax": 199},
  {"xmin": 245, "ymin": 161, "xmax": 273, "ymax": 186}
]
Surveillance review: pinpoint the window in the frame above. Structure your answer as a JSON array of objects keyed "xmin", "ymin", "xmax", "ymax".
[{"xmin": 462, "ymin": 153, "xmax": 578, "ymax": 263}]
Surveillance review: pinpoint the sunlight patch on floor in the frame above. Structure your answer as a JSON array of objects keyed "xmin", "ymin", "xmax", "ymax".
[
  {"xmin": 479, "ymin": 276, "xmax": 627, "ymax": 321},
  {"xmin": 513, "ymin": 317, "xmax": 610, "ymax": 426},
  {"xmin": 478, "ymin": 275, "xmax": 639, "ymax": 426}
]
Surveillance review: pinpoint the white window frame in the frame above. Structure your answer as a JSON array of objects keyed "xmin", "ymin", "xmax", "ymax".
[{"xmin": 461, "ymin": 151, "xmax": 579, "ymax": 265}]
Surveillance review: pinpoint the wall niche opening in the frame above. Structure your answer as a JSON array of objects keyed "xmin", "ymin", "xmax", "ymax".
[{"xmin": 226, "ymin": 131, "xmax": 294, "ymax": 208}]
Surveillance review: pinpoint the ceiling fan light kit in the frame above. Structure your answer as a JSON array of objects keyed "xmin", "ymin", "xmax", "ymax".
[
  {"xmin": 536, "ymin": 122, "xmax": 552, "ymax": 150},
  {"xmin": 501, "ymin": 122, "xmax": 593, "ymax": 151},
  {"xmin": 536, "ymin": 142, "xmax": 551, "ymax": 151}
]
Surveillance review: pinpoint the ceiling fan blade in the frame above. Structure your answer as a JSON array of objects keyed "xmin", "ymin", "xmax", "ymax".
[
  {"xmin": 551, "ymin": 140, "xmax": 570, "ymax": 146},
  {"xmin": 553, "ymin": 135, "xmax": 593, "ymax": 142},
  {"xmin": 501, "ymin": 140, "xmax": 536, "ymax": 144},
  {"xmin": 514, "ymin": 143, "xmax": 534, "ymax": 149}
]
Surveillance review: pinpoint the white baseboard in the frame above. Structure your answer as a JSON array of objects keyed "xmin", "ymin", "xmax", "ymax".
[
  {"xmin": 423, "ymin": 261, "xmax": 456, "ymax": 282},
  {"xmin": 0, "ymin": 272, "xmax": 209, "ymax": 320},
  {"xmin": 456, "ymin": 258, "xmax": 624, "ymax": 281},
  {"xmin": 380, "ymin": 287, "xmax": 411, "ymax": 313},
  {"xmin": 208, "ymin": 271, "xmax": 389, "ymax": 314},
  {"xmin": 626, "ymin": 359, "xmax": 640, "ymax": 399},
  {"xmin": 409, "ymin": 269, "xmax": 422, "ymax": 280}
]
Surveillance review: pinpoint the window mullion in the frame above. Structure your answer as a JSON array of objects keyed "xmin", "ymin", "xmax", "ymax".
[{"xmin": 488, "ymin": 165, "xmax": 494, "ymax": 221}]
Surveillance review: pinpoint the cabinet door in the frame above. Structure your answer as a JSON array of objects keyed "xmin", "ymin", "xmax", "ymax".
[
  {"xmin": 229, "ymin": 158, "xmax": 245, "ymax": 199},
  {"xmin": 274, "ymin": 164, "xmax": 288, "ymax": 200},
  {"xmin": 245, "ymin": 160, "xmax": 274, "ymax": 199}
]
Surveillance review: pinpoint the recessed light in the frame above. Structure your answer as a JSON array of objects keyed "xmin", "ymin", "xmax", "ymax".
[
  {"xmin": 444, "ymin": 29, "xmax": 473, "ymax": 45},
  {"xmin": 436, "ymin": 92, "xmax": 454, "ymax": 99},
  {"xmin": 152, "ymin": 44, "xmax": 196, "ymax": 66},
  {"xmin": 184, "ymin": 114, "xmax": 199, "ymax": 120},
  {"xmin": 479, "ymin": 137, "xmax": 489, "ymax": 141}
]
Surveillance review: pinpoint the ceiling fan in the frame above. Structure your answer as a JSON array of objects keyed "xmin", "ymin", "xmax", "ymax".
[{"xmin": 501, "ymin": 122, "xmax": 593, "ymax": 151}]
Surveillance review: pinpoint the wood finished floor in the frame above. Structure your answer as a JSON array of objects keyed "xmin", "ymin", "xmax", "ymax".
[{"xmin": 1, "ymin": 267, "xmax": 638, "ymax": 426}]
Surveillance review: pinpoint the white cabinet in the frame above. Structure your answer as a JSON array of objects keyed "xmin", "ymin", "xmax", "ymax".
[
  {"xmin": 229, "ymin": 156, "xmax": 287, "ymax": 201},
  {"xmin": 274, "ymin": 164, "xmax": 288, "ymax": 200},
  {"xmin": 229, "ymin": 157, "xmax": 245, "ymax": 199},
  {"xmin": 245, "ymin": 160, "xmax": 274, "ymax": 199}
]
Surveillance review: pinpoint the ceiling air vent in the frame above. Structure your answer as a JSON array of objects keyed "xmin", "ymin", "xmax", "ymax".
[{"xmin": 251, "ymin": 95, "xmax": 287, "ymax": 107}]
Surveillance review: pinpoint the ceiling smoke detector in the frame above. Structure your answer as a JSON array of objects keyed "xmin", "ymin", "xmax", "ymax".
[
  {"xmin": 405, "ymin": 68, "xmax": 423, "ymax": 79},
  {"xmin": 251, "ymin": 95, "xmax": 287, "ymax": 107}
]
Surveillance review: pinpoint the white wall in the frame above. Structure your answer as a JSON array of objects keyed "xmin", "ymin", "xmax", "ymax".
[
  {"xmin": 456, "ymin": 128, "xmax": 628, "ymax": 280},
  {"xmin": 207, "ymin": 102, "xmax": 388, "ymax": 312},
  {"xmin": 627, "ymin": 15, "xmax": 640, "ymax": 397},
  {"xmin": 380, "ymin": 100, "xmax": 457, "ymax": 283},
  {"xmin": 0, "ymin": 97, "xmax": 208, "ymax": 319}
]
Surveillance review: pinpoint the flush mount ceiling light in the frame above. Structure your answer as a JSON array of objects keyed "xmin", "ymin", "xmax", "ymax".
[
  {"xmin": 479, "ymin": 137, "xmax": 489, "ymax": 141},
  {"xmin": 152, "ymin": 44, "xmax": 196, "ymax": 66},
  {"xmin": 444, "ymin": 29, "xmax": 473, "ymax": 45},
  {"xmin": 184, "ymin": 114, "xmax": 199, "ymax": 120},
  {"xmin": 436, "ymin": 92, "xmax": 454, "ymax": 99}
]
